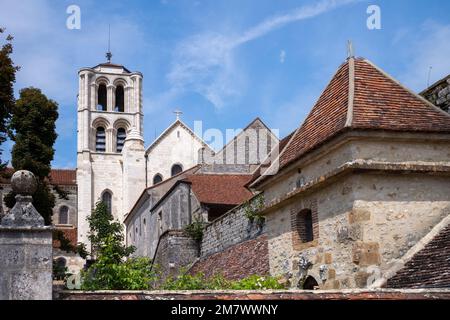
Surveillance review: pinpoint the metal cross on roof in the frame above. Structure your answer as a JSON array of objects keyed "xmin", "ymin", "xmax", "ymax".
[{"xmin": 174, "ymin": 109, "xmax": 183, "ymax": 120}]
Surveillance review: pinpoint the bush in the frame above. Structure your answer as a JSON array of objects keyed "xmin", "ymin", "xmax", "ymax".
[
  {"xmin": 228, "ymin": 275, "xmax": 285, "ymax": 290},
  {"xmin": 80, "ymin": 202, "xmax": 153, "ymax": 290},
  {"xmin": 81, "ymin": 243, "xmax": 156, "ymax": 290},
  {"xmin": 184, "ymin": 217, "xmax": 205, "ymax": 241},
  {"xmin": 161, "ymin": 272, "xmax": 286, "ymax": 291},
  {"xmin": 243, "ymin": 194, "xmax": 265, "ymax": 226}
]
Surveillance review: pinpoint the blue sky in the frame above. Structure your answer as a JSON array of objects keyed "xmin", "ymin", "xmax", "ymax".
[{"xmin": 0, "ymin": 0, "xmax": 450, "ymax": 168}]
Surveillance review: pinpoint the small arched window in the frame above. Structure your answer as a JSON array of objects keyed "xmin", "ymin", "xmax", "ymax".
[
  {"xmin": 97, "ymin": 84, "xmax": 107, "ymax": 111},
  {"xmin": 116, "ymin": 128, "xmax": 126, "ymax": 152},
  {"xmin": 303, "ymin": 276, "xmax": 319, "ymax": 290},
  {"xmin": 171, "ymin": 164, "xmax": 183, "ymax": 177},
  {"xmin": 59, "ymin": 206, "xmax": 69, "ymax": 225},
  {"xmin": 102, "ymin": 191, "xmax": 112, "ymax": 215},
  {"xmin": 96, "ymin": 127, "xmax": 106, "ymax": 152},
  {"xmin": 153, "ymin": 174, "xmax": 163, "ymax": 185},
  {"xmin": 115, "ymin": 85, "xmax": 124, "ymax": 112}
]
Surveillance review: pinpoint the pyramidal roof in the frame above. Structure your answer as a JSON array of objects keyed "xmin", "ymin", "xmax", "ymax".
[{"xmin": 278, "ymin": 57, "xmax": 450, "ymax": 171}]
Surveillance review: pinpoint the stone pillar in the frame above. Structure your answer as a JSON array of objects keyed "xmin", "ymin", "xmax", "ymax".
[{"xmin": 0, "ymin": 170, "xmax": 53, "ymax": 300}]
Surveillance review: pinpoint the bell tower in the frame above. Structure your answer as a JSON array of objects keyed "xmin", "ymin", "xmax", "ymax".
[{"xmin": 76, "ymin": 59, "xmax": 145, "ymax": 247}]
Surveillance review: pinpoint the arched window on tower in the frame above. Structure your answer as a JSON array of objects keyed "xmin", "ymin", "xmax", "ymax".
[
  {"xmin": 59, "ymin": 206, "xmax": 69, "ymax": 225},
  {"xmin": 116, "ymin": 128, "xmax": 126, "ymax": 152},
  {"xmin": 115, "ymin": 85, "xmax": 124, "ymax": 112},
  {"xmin": 96, "ymin": 127, "xmax": 106, "ymax": 152},
  {"xmin": 102, "ymin": 191, "xmax": 112, "ymax": 215},
  {"xmin": 171, "ymin": 164, "xmax": 183, "ymax": 177},
  {"xmin": 97, "ymin": 84, "xmax": 107, "ymax": 111},
  {"xmin": 153, "ymin": 173, "xmax": 163, "ymax": 185}
]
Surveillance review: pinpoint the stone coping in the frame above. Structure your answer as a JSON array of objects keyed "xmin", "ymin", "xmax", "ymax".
[
  {"xmin": 57, "ymin": 288, "xmax": 450, "ymax": 300},
  {"xmin": 0, "ymin": 226, "xmax": 53, "ymax": 232}
]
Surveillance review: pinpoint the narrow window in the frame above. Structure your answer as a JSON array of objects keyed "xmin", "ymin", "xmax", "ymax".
[
  {"xmin": 115, "ymin": 85, "xmax": 124, "ymax": 112},
  {"xmin": 296, "ymin": 209, "xmax": 314, "ymax": 243},
  {"xmin": 96, "ymin": 127, "xmax": 106, "ymax": 152},
  {"xmin": 116, "ymin": 128, "xmax": 126, "ymax": 152},
  {"xmin": 102, "ymin": 191, "xmax": 112, "ymax": 215},
  {"xmin": 59, "ymin": 206, "xmax": 69, "ymax": 225},
  {"xmin": 153, "ymin": 174, "xmax": 163, "ymax": 185},
  {"xmin": 171, "ymin": 164, "xmax": 183, "ymax": 176},
  {"xmin": 97, "ymin": 84, "xmax": 107, "ymax": 111}
]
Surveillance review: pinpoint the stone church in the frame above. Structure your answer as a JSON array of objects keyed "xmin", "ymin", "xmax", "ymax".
[
  {"xmin": 2, "ymin": 52, "xmax": 449, "ymax": 289},
  {"xmin": 75, "ymin": 60, "xmax": 278, "ymax": 249}
]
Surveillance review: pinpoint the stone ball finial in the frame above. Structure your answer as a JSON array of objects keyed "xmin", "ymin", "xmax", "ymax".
[{"xmin": 11, "ymin": 170, "xmax": 37, "ymax": 195}]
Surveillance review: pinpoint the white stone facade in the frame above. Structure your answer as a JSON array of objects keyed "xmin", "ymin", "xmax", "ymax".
[
  {"xmin": 76, "ymin": 63, "xmax": 146, "ymax": 246},
  {"xmin": 76, "ymin": 62, "xmax": 209, "ymax": 248},
  {"xmin": 145, "ymin": 120, "xmax": 210, "ymax": 186}
]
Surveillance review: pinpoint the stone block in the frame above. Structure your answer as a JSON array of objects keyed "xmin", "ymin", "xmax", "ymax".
[
  {"xmin": 348, "ymin": 208, "xmax": 371, "ymax": 224},
  {"xmin": 324, "ymin": 252, "xmax": 333, "ymax": 264},
  {"xmin": 354, "ymin": 271, "xmax": 370, "ymax": 288},
  {"xmin": 352, "ymin": 242, "xmax": 381, "ymax": 266}
]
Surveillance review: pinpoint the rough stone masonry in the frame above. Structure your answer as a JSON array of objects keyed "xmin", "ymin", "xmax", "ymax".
[{"xmin": 0, "ymin": 170, "xmax": 53, "ymax": 300}]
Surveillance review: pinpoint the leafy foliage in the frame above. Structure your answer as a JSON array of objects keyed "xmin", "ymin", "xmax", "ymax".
[
  {"xmin": 81, "ymin": 240, "xmax": 156, "ymax": 290},
  {"xmin": 87, "ymin": 201, "xmax": 134, "ymax": 260},
  {"xmin": 228, "ymin": 275, "xmax": 285, "ymax": 290},
  {"xmin": 243, "ymin": 194, "xmax": 265, "ymax": 226},
  {"xmin": 162, "ymin": 272, "xmax": 286, "ymax": 290},
  {"xmin": 0, "ymin": 27, "xmax": 19, "ymax": 167},
  {"xmin": 6, "ymin": 87, "xmax": 59, "ymax": 225},
  {"xmin": 184, "ymin": 217, "xmax": 206, "ymax": 241},
  {"xmin": 80, "ymin": 202, "xmax": 156, "ymax": 290}
]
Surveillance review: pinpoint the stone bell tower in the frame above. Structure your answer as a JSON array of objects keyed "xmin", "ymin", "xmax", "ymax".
[{"xmin": 76, "ymin": 55, "xmax": 145, "ymax": 247}]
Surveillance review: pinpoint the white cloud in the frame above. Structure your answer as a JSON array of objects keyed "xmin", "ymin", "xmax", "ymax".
[{"xmin": 167, "ymin": 0, "xmax": 358, "ymax": 109}]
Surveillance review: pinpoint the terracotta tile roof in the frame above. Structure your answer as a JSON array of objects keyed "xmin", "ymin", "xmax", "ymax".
[
  {"xmin": 49, "ymin": 169, "xmax": 77, "ymax": 185},
  {"xmin": 0, "ymin": 168, "xmax": 76, "ymax": 185},
  {"xmin": 185, "ymin": 174, "xmax": 254, "ymax": 206},
  {"xmin": 387, "ymin": 222, "xmax": 450, "ymax": 288},
  {"xmin": 253, "ymin": 57, "xmax": 450, "ymax": 186}
]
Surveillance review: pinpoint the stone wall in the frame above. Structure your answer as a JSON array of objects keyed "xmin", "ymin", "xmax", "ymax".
[
  {"xmin": 200, "ymin": 199, "xmax": 264, "ymax": 257},
  {"xmin": 153, "ymin": 230, "xmax": 200, "ymax": 281},
  {"xmin": 190, "ymin": 236, "xmax": 269, "ymax": 280},
  {"xmin": 421, "ymin": 75, "xmax": 450, "ymax": 112},
  {"xmin": 56, "ymin": 288, "xmax": 450, "ymax": 300}
]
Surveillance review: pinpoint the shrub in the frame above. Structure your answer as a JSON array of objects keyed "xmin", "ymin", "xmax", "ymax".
[
  {"xmin": 161, "ymin": 272, "xmax": 286, "ymax": 291},
  {"xmin": 243, "ymin": 194, "xmax": 265, "ymax": 226},
  {"xmin": 81, "ymin": 237, "xmax": 156, "ymax": 290},
  {"xmin": 184, "ymin": 217, "xmax": 205, "ymax": 241},
  {"xmin": 228, "ymin": 275, "xmax": 285, "ymax": 290},
  {"xmin": 80, "ymin": 202, "xmax": 153, "ymax": 290}
]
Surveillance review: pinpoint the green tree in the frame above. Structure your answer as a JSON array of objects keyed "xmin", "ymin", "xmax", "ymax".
[
  {"xmin": 5, "ymin": 87, "xmax": 58, "ymax": 225},
  {"xmin": 87, "ymin": 201, "xmax": 135, "ymax": 260},
  {"xmin": 0, "ymin": 27, "xmax": 19, "ymax": 168},
  {"xmin": 81, "ymin": 202, "xmax": 156, "ymax": 290}
]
